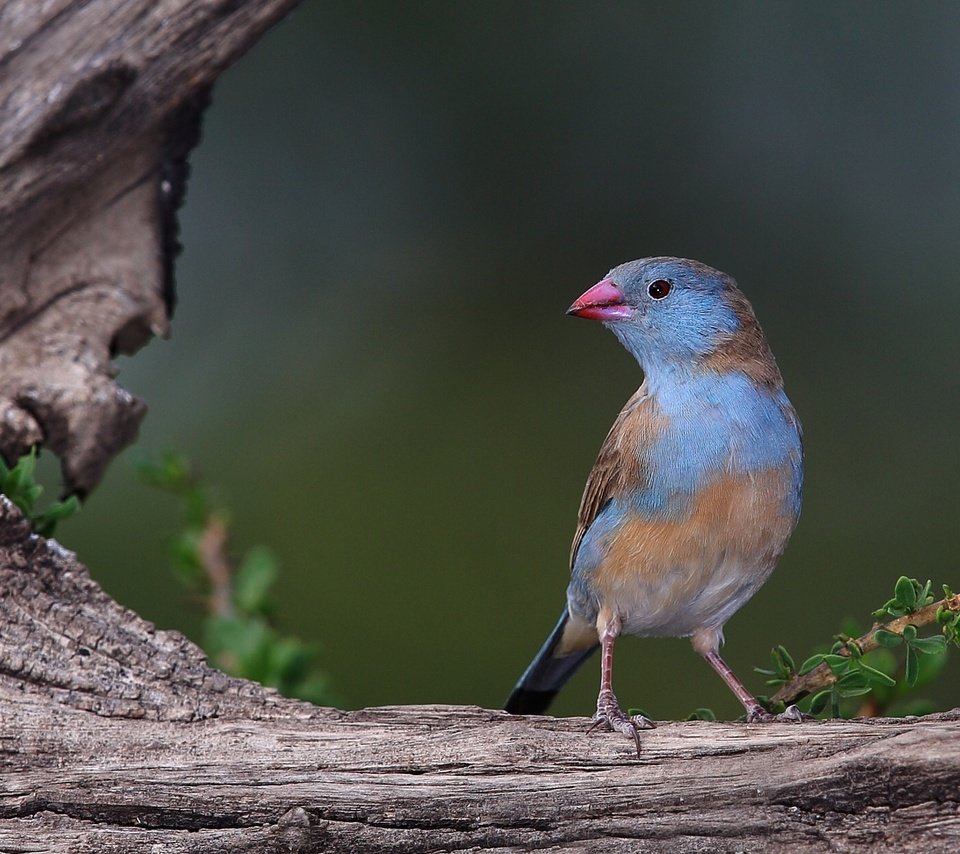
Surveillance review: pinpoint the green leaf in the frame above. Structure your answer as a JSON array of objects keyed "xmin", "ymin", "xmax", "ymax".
[
  {"xmin": 856, "ymin": 662, "xmax": 896, "ymax": 688},
  {"xmin": 822, "ymin": 654, "xmax": 852, "ymax": 674},
  {"xmin": 836, "ymin": 670, "xmax": 869, "ymax": 695},
  {"xmin": 904, "ymin": 646, "xmax": 919, "ymax": 687},
  {"xmin": 686, "ymin": 707, "xmax": 717, "ymax": 722},
  {"xmin": 936, "ymin": 606, "xmax": 955, "ymax": 625},
  {"xmin": 910, "ymin": 642, "xmax": 949, "ymax": 688},
  {"xmin": 902, "ymin": 624, "xmax": 917, "ymax": 642},
  {"xmin": 33, "ymin": 495, "xmax": 81, "ymax": 537},
  {"xmin": 917, "ymin": 579, "xmax": 933, "ymax": 607},
  {"xmin": 798, "ymin": 654, "xmax": 825, "ymax": 675},
  {"xmin": 808, "ymin": 690, "xmax": 832, "ymax": 715},
  {"xmin": 895, "ymin": 576, "xmax": 917, "ymax": 611},
  {"xmin": 233, "ymin": 546, "xmax": 278, "ymax": 614},
  {"xmin": 775, "ymin": 645, "xmax": 795, "ymax": 673},
  {"xmin": 909, "ymin": 635, "xmax": 947, "ymax": 655},
  {"xmin": 873, "ymin": 628, "xmax": 903, "ymax": 648}
]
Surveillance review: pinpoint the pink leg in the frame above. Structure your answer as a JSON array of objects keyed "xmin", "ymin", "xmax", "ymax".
[
  {"xmin": 701, "ymin": 649, "xmax": 770, "ymax": 721},
  {"xmin": 590, "ymin": 613, "xmax": 655, "ymax": 755},
  {"xmin": 693, "ymin": 629, "xmax": 806, "ymax": 723}
]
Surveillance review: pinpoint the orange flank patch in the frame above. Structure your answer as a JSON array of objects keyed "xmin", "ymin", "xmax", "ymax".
[{"xmin": 590, "ymin": 468, "xmax": 796, "ymax": 635}]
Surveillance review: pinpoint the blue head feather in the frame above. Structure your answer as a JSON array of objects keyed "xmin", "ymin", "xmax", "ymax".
[{"xmin": 600, "ymin": 258, "xmax": 741, "ymax": 383}]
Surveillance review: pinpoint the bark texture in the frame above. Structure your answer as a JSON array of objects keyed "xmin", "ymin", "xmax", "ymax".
[
  {"xmin": 0, "ymin": 498, "xmax": 955, "ymax": 852},
  {"xmin": 0, "ymin": 0, "xmax": 299, "ymax": 494}
]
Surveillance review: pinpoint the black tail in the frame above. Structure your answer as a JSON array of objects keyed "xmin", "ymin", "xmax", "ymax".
[{"xmin": 504, "ymin": 609, "xmax": 598, "ymax": 715}]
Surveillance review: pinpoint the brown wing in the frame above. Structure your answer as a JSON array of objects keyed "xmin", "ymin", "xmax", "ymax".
[{"xmin": 569, "ymin": 383, "xmax": 657, "ymax": 569}]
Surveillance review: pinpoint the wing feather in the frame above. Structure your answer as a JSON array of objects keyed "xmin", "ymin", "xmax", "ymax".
[{"xmin": 569, "ymin": 383, "xmax": 657, "ymax": 569}]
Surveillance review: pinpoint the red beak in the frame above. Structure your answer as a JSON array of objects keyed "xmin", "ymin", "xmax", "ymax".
[{"xmin": 566, "ymin": 279, "xmax": 632, "ymax": 321}]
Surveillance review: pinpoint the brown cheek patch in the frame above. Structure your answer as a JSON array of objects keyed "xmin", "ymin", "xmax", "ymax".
[{"xmin": 702, "ymin": 286, "xmax": 783, "ymax": 389}]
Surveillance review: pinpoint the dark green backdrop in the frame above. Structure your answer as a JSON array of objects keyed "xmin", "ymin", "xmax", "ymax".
[{"xmin": 66, "ymin": 2, "xmax": 960, "ymax": 719}]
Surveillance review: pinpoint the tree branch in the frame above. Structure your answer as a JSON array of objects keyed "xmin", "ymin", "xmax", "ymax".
[
  {"xmin": 0, "ymin": 0, "xmax": 300, "ymax": 494},
  {"xmin": 772, "ymin": 593, "xmax": 960, "ymax": 706}
]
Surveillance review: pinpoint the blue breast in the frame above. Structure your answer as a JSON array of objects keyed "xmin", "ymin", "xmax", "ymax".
[{"xmin": 629, "ymin": 371, "xmax": 802, "ymax": 520}]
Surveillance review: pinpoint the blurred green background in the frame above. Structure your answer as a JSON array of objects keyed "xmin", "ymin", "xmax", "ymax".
[{"xmin": 65, "ymin": 2, "xmax": 960, "ymax": 719}]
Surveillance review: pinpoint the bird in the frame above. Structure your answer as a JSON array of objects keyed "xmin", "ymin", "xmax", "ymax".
[{"xmin": 504, "ymin": 257, "xmax": 804, "ymax": 752}]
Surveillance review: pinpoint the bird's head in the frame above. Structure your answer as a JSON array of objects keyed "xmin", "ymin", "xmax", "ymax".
[{"xmin": 567, "ymin": 257, "xmax": 772, "ymax": 382}]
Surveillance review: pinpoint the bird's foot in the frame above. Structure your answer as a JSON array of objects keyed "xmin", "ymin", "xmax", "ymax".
[
  {"xmin": 746, "ymin": 703, "xmax": 810, "ymax": 723},
  {"xmin": 588, "ymin": 689, "xmax": 656, "ymax": 755}
]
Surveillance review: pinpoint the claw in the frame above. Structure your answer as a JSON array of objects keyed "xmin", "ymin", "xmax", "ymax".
[
  {"xmin": 746, "ymin": 703, "xmax": 811, "ymax": 723},
  {"xmin": 591, "ymin": 689, "xmax": 655, "ymax": 756}
]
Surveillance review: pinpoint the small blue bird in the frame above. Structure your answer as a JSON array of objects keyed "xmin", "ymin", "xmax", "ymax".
[{"xmin": 505, "ymin": 258, "xmax": 804, "ymax": 750}]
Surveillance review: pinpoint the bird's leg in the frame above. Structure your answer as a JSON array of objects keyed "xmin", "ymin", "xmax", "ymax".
[
  {"xmin": 693, "ymin": 630, "xmax": 807, "ymax": 723},
  {"xmin": 590, "ymin": 612, "xmax": 655, "ymax": 754}
]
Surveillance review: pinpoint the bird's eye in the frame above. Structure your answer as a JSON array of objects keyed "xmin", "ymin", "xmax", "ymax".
[{"xmin": 648, "ymin": 280, "xmax": 671, "ymax": 300}]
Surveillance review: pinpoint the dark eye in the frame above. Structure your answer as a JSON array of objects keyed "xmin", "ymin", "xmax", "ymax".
[{"xmin": 648, "ymin": 280, "xmax": 671, "ymax": 299}]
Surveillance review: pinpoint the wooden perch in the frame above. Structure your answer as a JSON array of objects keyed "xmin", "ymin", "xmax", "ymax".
[
  {"xmin": 0, "ymin": 0, "xmax": 300, "ymax": 494},
  {"xmin": 0, "ymin": 496, "xmax": 955, "ymax": 851}
]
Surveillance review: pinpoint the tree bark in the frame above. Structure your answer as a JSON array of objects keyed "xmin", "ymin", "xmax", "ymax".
[
  {"xmin": 0, "ymin": 0, "xmax": 300, "ymax": 494},
  {"xmin": 0, "ymin": 3, "xmax": 959, "ymax": 852}
]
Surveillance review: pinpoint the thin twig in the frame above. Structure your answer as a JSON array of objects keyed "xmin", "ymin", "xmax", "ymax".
[
  {"xmin": 197, "ymin": 511, "xmax": 233, "ymax": 619},
  {"xmin": 771, "ymin": 593, "xmax": 960, "ymax": 706}
]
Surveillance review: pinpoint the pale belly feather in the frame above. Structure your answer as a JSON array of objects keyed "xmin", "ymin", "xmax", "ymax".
[{"xmin": 571, "ymin": 467, "xmax": 796, "ymax": 638}]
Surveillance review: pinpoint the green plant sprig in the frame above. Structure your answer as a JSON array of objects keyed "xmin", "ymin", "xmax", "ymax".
[
  {"xmin": 139, "ymin": 451, "xmax": 332, "ymax": 705},
  {"xmin": 766, "ymin": 578, "xmax": 959, "ymax": 714},
  {"xmin": 0, "ymin": 448, "xmax": 80, "ymax": 536}
]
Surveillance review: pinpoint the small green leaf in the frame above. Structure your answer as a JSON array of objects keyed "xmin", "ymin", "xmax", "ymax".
[
  {"xmin": 799, "ymin": 654, "xmax": 825, "ymax": 675},
  {"xmin": 822, "ymin": 654, "xmax": 851, "ymax": 674},
  {"xmin": 904, "ymin": 646, "xmax": 920, "ymax": 687},
  {"xmin": 775, "ymin": 645, "xmax": 795, "ymax": 673},
  {"xmin": 856, "ymin": 662, "xmax": 896, "ymax": 688},
  {"xmin": 838, "ymin": 684, "xmax": 872, "ymax": 698},
  {"xmin": 910, "ymin": 642, "xmax": 949, "ymax": 688},
  {"xmin": 233, "ymin": 546, "xmax": 278, "ymax": 614},
  {"xmin": 686, "ymin": 707, "xmax": 717, "ymax": 722},
  {"xmin": 917, "ymin": 579, "xmax": 933, "ymax": 607},
  {"xmin": 873, "ymin": 628, "xmax": 903, "ymax": 648},
  {"xmin": 836, "ymin": 670, "xmax": 869, "ymax": 695},
  {"xmin": 33, "ymin": 495, "xmax": 81, "ymax": 537},
  {"xmin": 902, "ymin": 624, "xmax": 917, "ymax": 642},
  {"xmin": 808, "ymin": 690, "xmax": 832, "ymax": 715},
  {"xmin": 909, "ymin": 635, "xmax": 947, "ymax": 655},
  {"xmin": 895, "ymin": 576, "xmax": 917, "ymax": 611}
]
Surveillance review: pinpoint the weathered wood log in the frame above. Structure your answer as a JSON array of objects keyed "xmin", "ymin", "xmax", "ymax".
[
  {"xmin": 0, "ymin": 0, "xmax": 300, "ymax": 494},
  {"xmin": 0, "ymin": 497, "xmax": 956, "ymax": 852}
]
